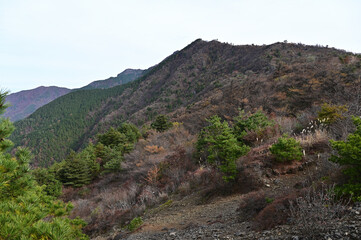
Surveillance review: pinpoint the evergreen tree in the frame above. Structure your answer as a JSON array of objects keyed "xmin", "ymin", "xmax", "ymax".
[
  {"xmin": 151, "ymin": 114, "xmax": 173, "ymax": 132},
  {"xmin": 330, "ymin": 116, "xmax": 361, "ymax": 200},
  {"xmin": 97, "ymin": 127, "xmax": 127, "ymax": 148},
  {"xmin": 117, "ymin": 122, "xmax": 141, "ymax": 143},
  {"xmin": 0, "ymin": 90, "xmax": 88, "ymax": 239},
  {"xmin": 61, "ymin": 151, "xmax": 92, "ymax": 188},
  {"xmin": 32, "ymin": 167, "xmax": 63, "ymax": 197},
  {"xmin": 78, "ymin": 144, "xmax": 100, "ymax": 179},
  {"xmin": 233, "ymin": 110, "xmax": 274, "ymax": 143},
  {"xmin": 95, "ymin": 125, "xmax": 141, "ymax": 173},
  {"xmin": 59, "ymin": 144, "xmax": 100, "ymax": 188},
  {"xmin": 196, "ymin": 115, "xmax": 249, "ymax": 181}
]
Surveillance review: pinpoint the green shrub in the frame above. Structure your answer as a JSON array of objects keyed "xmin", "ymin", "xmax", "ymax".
[
  {"xmin": 265, "ymin": 197, "xmax": 274, "ymax": 204},
  {"xmin": 94, "ymin": 124, "xmax": 140, "ymax": 173},
  {"xmin": 126, "ymin": 217, "xmax": 143, "ymax": 231},
  {"xmin": 32, "ymin": 168, "xmax": 62, "ymax": 197},
  {"xmin": 233, "ymin": 110, "xmax": 274, "ymax": 143},
  {"xmin": 330, "ymin": 116, "xmax": 361, "ymax": 201},
  {"xmin": 151, "ymin": 114, "xmax": 173, "ymax": 132},
  {"xmin": 196, "ymin": 115, "xmax": 249, "ymax": 181},
  {"xmin": 270, "ymin": 135, "xmax": 303, "ymax": 162},
  {"xmin": 317, "ymin": 103, "xmax": 348, "ymax": 125}
]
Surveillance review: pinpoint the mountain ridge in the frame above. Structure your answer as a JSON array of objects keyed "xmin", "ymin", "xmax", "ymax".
[
  {"xmin": 4, "ymin": 68, "xmax": 144, "ymax": 122},
  {"xmin": 10, "ymin": 39, "xmax": 361, "ymax": 166},
  {"xmin": 4, "ymin": 86, "xmax": 71, "ymax": 122},
  {"xmin": 79, "ymin": 68, "xmax": 144, "ymax": 90}
]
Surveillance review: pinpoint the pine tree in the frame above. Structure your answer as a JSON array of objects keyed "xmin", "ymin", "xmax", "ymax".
[
  {"xmin": 62, "ymin": 151, "xmax": 92, "ymax": 188},
  {"xmin": 0, "ymin": 90, "xmax": 88, "ymax": 240},
  {"xmin": 97, "ymin": 127, "xmax": 127, "ymax": 147},
  {"xmin": 151, "ymin": 114, "xmax": 173, "ymax": 132},
  {"xmin": 32, "ymin": 167, "xmax": 63, "ymax": 197},
  {"xmin": 330, "ymin": 116, "xmax": 361, "ymax": 200},
  {"xmin": 196, "ymin": 115, "xmax": 249, "ymax": 181},
  {"xmin": 117, "ymin": 122, "xmax": 141, "ymax": 143}
]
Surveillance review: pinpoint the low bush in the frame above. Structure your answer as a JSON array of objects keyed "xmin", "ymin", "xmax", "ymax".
[
  {"xmin": 126, "ymin": 217, "xmax": 143, "ymax": 231},
  {"xmin": 270, "ymin": 135, "xmax": 303, "ymax": 162},
  {"xmin": 289, "ymin": 185, "xmax": 350, "ymax": 238},
  {"xmin": 238, "ymin": 191, "xmax": 268, "ymax": 221},
  {"xmin": 253, "ymin": 193, "xmax": 296, "ymax": 231}
]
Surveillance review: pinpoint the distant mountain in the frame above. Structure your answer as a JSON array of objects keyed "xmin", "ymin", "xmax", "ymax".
[
  {"xmin": 4, "ymin": 86, "xmax": 71, "ymax": 122},
  {"xmin": 4, "ymin": 69, "xmax": 144, "ymax": 122},
  {"xmin": 80, "ymin": 69, "xmax": 144, "ymax": 90},
  {"xmin": 11, "ymin": 39, "xmax": 361, "ymax": 166}
]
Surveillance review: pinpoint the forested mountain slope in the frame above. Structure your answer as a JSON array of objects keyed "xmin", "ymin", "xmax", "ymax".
[
  {"xmin": 4, "ymin": 69, "xmax": 143, "ymax": 122},
  {"xmin": 11, "ymin": 39, "xmax": 361, "ymax": 166},
  {"xmin": 4, "ymin": 86, "xmax": 71, "ymax": 121}
]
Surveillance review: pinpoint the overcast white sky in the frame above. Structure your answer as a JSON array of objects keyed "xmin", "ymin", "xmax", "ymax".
[{"xmin": 1, "ymin": 0, "xmax": 360, "ymax": 93}]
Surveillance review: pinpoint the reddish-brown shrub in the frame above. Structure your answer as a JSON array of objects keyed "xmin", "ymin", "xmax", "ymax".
[
  {"xmin": 252, "ymin": 192, "xmax": 299, "ymax": 231},
  {"xmin": 145, "ymin": 165, "xmax": 160, "ymax": 185},
  {"xmin": 242, "ymin": 125, "xmax": 280, "ymax": 146},
  {"xmin": 238, "ymin": 191, "xmax": 268, "ymax": 221}
]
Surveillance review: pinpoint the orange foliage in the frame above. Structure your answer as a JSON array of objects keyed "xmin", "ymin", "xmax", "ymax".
[
  {"xmin": 145, "ymin": 165, "xmax": 160, "ymax": 185},
  {"xmin": 144, "ymin": 145, "xmax": 165, "ymax": 154}
]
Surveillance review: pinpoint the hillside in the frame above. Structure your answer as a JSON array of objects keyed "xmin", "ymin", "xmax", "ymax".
[
  {"xmin": 80, "ymin": 69, "xmax": 144, "ymax": 90},
  {"xmin": 11, "ymin": 39, "xmax": 361, "ymax": 167},
  {"xmin": 3, "ymin": 86, "xmax": 71, "ymax": 122}
]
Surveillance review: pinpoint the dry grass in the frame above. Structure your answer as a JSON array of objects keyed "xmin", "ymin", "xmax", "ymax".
[
  {"xmin": 274, "ymin": 116, "xmax": 298, "ymax": 135},
  {"xmin": 295, "ymin": 129, "xmax": 330, "ymax": 154}
]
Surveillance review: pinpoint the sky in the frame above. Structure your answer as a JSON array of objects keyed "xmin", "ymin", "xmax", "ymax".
[{"xmin": 1, "ymin": 0, "xmax": 360, "ymax": 93}]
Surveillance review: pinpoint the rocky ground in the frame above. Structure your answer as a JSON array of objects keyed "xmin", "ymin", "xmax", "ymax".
[
  {"xmin": 115, "ymin": 199, "xmax": 360, "ymax": 240},
  {"xmin": 93, "ymin": 155, "xmax": 361, "ymax": 240}
]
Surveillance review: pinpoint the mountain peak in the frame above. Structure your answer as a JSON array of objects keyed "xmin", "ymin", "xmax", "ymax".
[
  {"xmin": 81, "ymin": 69, "xmax": 144, "ymax": 90},
  {"xmin": 118, "ymin": 68, "xmax": 143, "ymax": 77}
]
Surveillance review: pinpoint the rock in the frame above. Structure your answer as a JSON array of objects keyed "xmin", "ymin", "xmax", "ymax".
[
  {"xmin": 113, "ymin": 233, "xmax": 124, "ymax": 240},
  {"xmin": 169, "ymin": 232, "xmax": 176, "ymax": 236},
  {"xmin": 273, "ymin": 179, "xmax": 281, "ymax": 185}
]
